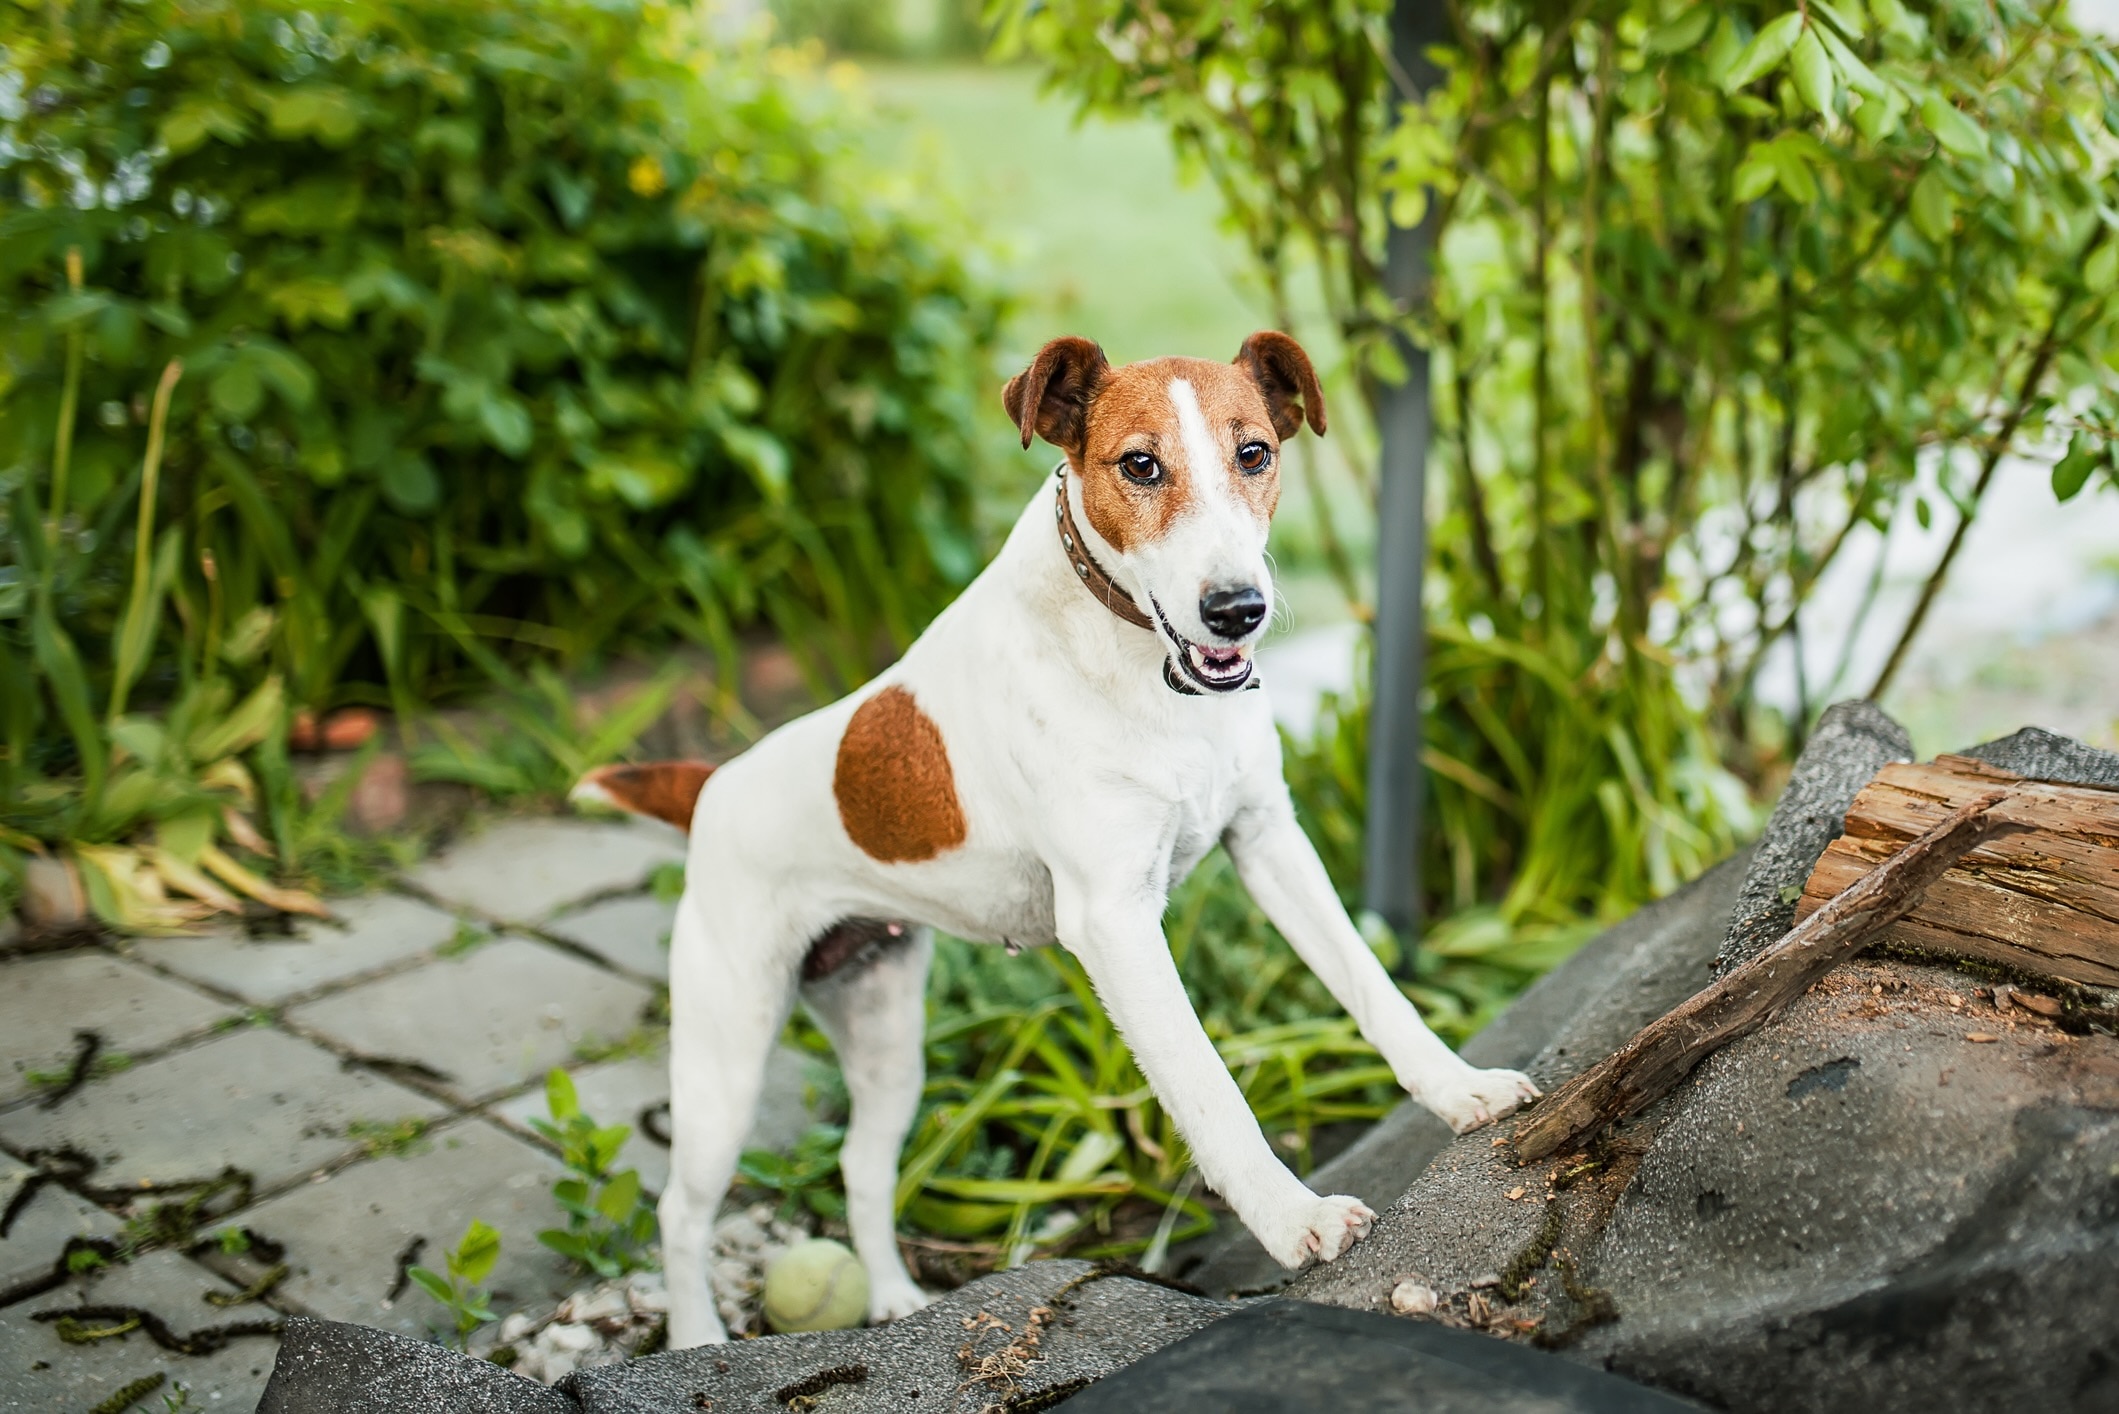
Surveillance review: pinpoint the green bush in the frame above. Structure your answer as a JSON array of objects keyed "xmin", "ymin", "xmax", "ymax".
[
  {"xmin": 1005, "ymin": 0, "xmax": 2119, "ymax": 934},
  {"xmin": 0, "ymin": 0, "xmax": 1005, "ymax": 749}
]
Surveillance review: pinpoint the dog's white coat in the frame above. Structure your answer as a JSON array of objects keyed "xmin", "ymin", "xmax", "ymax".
[{"xmin": 655, "ymin": 377, "xmax": 1538, "ymax": 1347}]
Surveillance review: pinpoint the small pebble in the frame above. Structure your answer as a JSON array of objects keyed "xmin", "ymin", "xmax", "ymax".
[{"xmin": 1390, "ymin": 1279, "xmax": 1439, "ymax": 1316}]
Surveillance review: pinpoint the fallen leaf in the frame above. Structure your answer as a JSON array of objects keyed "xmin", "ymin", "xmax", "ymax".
[
  {"xmin": 2015, "ymin": 992, "xmax": 2063, "ymax": 1017},
  {"xmin": 1506, "ymin": 1186, "xmax": 1526, "ymax": 1201},
  {"xmin": 1966, "ymin": 1033, "xmax": 1999, "ymax": 1043}
]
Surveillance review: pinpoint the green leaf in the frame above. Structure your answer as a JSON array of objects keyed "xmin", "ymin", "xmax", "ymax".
[
  {"xmin": 1816, "ymin": 26, "xmax": 1887, "ymax": 99},
  {"xmin": 1733, "ymin": 149, "xmax": 1778, "ymax": 202},
  {"xmin": 537, "ymin": 1228, "xmax": 588, "ymax": 1260},
  {"xmin": 595, "ymin": 1168, "xmax": 641, "ymax": 1223},
  {"xmin": 1645, "ymin": 5, "xmax": 1715, "ymax": 54},
  {"xmin": 379, "ymin": 453, "xmax": 440, "ymax": 514},
  {"xmin": 406, "ymin": 1267, "xmax": 455, "ymax": 1306},
  {"xmin": 1914, "ymin": 496, "xmax": 1932, "ymax": 530},
  {"xmin": 1910, "ymin": 168, "xmax": 1955, "ymax": 243},
  {"xmin": 1920, "ymin": 94, "xmax": 1989, "ymax": 159},
  {"xmin": 451, "ymin": 1220, "xmax": 502, "ymax": 1285},
  {"xmin": 1810, "ymin": 0, "xmax": 1866, "ymax": 37},
  {"xmin": 188, "ymin": 677, "xmax": 285, "ymax": 763},
  {"xmin": 2052, "ymin": 433, "xmax": 2098, "ymax": 502},
  {"xmin": 1790, "ymin": 30, "xmax": 1836, "ymax": 116},
  {"xmin": 545, "ymin": 1067, "xmax": 580, "ymax": 1124},
  {"xmin": 2085, "ymin": 242, "xmax": 2118, "ymax": 294},
  {"xmin": 477, "ymin": 395, "xmax": 534, "ymax": 458},
  {"xmin": 1767, "ymin": 141, "xmax": 1819, "ymax": 204},
  {"xmin": 32, "ymin": 602, "xmax": 106, "ymax": 802},
  {"xmin": 1722, "ymin": 13, "xmax": 1805, "ymax": 92},
  {"xmin": 211, "ymin": 361, "xmax": 264, "ymax": 421}
]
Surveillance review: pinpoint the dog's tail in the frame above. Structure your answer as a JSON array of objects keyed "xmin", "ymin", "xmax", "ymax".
[{"xmin": 570, "ymin": 761, "xmax": 716, "ymax": 834}]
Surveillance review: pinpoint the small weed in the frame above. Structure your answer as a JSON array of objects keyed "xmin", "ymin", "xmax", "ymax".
[
  {"xmin": 347, "ymin": 1117, "xmax": 431, "ymax": 1159},
  {"xmin": 648, "ymin": 861, "xmax": 686, "ymax": 904},
  {"xmin": 210, "ymin": 1226, "xmax": 251, "ymax": 1256},
  {"xmin": 161, "ymin": 1382, "xmax": 197, "ymax": 1413},
  {"xmin": 66, "ymin": 1245, "xmax": 108, "ymax": 1273},
  {"xmin": 437, "ymin": 921, "xmax": 487, "ymax": 959},
  {"xmin": 530, "ymin": 1068, "xmax": 657, "ymax": 1277},
  {"xmin": 571, "ymin": 1027, "xmax": 663, "ymax": 1066},
  {"xmin": 738, "ymin": 1124, "xmax": 848, "ymax": 1223},
  {"xmin": 27, "ymin": 1051, "xmax": 130, "ymax": 1090},
  {"xmin": 408, "ymin": 1220, "xmax": 501, "ymax": 1347}
]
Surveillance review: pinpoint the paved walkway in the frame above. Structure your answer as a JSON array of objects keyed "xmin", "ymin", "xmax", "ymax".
[{"xmin": 0, "ymin": 815, "xmax": 815, "ymax": 1412}]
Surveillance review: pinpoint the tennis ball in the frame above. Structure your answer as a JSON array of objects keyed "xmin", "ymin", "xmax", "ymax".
[{"xmin": 762, "ymin": 1238, "xmax": 869, "ymax": 1333}]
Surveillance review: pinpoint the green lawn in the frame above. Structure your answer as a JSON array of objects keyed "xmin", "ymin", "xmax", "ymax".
[{"xmin": 853, "ymin": 61, "xmax": 1372, "ymax": 627}]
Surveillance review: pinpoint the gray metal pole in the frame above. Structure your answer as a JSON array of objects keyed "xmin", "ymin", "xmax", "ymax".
[{"xmin": 1362, "ymin": 1, "xmax": 1446, "ymax": 958}]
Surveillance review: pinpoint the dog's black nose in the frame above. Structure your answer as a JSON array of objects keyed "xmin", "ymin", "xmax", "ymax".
[{"xmin": 1199, "ymin": 585, "xmax": 1267, "ymax": 640}]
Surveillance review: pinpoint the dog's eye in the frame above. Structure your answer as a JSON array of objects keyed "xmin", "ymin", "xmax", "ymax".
[
  {"xmin": 1236, "ymin": 442, "xmax": 1272, "ymax": 474},
  {"xmin": 1119, "ymin": 451, "xmax": 1163, "ymax": 485}
]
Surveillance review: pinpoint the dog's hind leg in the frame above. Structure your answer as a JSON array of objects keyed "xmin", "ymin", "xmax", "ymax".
[
  {"xmin": 800, "ymin": 926, "xmax": 934, "ymax": 1324},
  {"xmin": 660, "ymin": 888, "xmax": 800, "ymax": 1348}
]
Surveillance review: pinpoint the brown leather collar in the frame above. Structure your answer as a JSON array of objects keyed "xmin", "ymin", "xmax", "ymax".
[{"xmin": 1053, "ymin": 468, "xmax": 1154, "ymax": 632}]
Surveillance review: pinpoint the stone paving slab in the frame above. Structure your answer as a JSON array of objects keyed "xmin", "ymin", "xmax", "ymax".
[
  {"xmin": 491, "ymin": 1043, "xmax": 821, "ymax": 1195},
  {"xmin": 545, "ymin": 892, "xmax": 676, "ymax": 981},
  {"xmin": 0, "ymin": 951, "xmax": 231, "ymax": 1107},
  {"xmin": 287, "ymin": 936, "xmax": 657, "ymax": 1103},
  {"xmin": 0, "ymin": 1027, "xmax": 446, "ymax": 1194},
  {"xmin": 230, "ymin": 1118, "xmax": 577, "ymax": 1341},
  {"xmin": 0, "ymin": 1249, "xmax": 280, "ymax": 1414},
  {"xmin": 131, "ymin": 892, "xmax": 473, "ymax": 1006},
  {"xmin": 0, "ymin": 1157, "xmax": 124, "ymax": 1289},
  {"xmin": 407, "ymin": 817, "xmax": 684, "ymax": 925}
]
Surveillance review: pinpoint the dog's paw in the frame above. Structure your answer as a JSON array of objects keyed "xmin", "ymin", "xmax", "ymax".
[
  {"xmin": 1257, "ymin": 1193, "xmax": 1377, "ymax": 1271},
  {"xmin": 868, "ymin": 1275, "xmax": 932, "ymax": 1324},
  {"xmin": 1422, "ymin": 1066, "xmax": 1541, "ymax": 1135}
]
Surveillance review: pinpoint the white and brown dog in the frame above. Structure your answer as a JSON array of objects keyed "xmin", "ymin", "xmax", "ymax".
[{"xmin": 578, "ymin": 333, "xmax": 1539, "ymax": 1347}]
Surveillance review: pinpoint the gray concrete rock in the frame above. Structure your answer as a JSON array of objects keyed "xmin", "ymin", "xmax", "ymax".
[
  {"xmin": 408, "ymin": 818, "xmax": 684, "ymax": 926},
  {"xmin": 1717, "ymin": 699, "xmax": 1911, "ymax": 973},
  {"xmin": 287, "ymin": 935, "xmax": 655, "ymax": 1103},
  {"xmin": 1959, "ymin": 722, "xmax": 2119, "ymax": 787},
  {"xmin": 1, "ymin": 1249, "xmax": 282, "ymax": 1414},
  {"xmin": 132, "ymin": 891, "xmax": 471, "ymax": 1006},
  {"xmin": 565, "ymin": 1259, "xmax": 1237, "ymax": 1413},
  {"xmin": 1187, "ymin": 846, "xmax": 1755, "ymax": 1297},
  {"xmin": 1288, "ymin": 957, "xmax": 2119, "ymax": 1413},
  {"xmin": 258, "ymin": 1315, "xmax": 576, "ymax": 1414},
  {"xmin": 0, "ymin": 949, "xmax": 231, "ymax": 1106},
  {"xmin": 1288, "ymin": 718, "xmax": 2119, "ymax": 1414},
  {"xmin": 0, "ymin": 1025, "xmax": 446, "ymax": 1193}
]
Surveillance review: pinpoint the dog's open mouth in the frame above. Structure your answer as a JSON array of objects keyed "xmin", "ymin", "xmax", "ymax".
[
  {"xmin": 1149, "ymin": 595, "xmax": 1255, "ymax": 692},
  {"xmin": 1182, "ymin": 639, "xmax": 1253, "ymax": 689}
]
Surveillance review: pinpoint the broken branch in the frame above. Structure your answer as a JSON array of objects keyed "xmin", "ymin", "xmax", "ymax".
[{"xmin": 1512, "ymin": 788, "xmax": 2029, "ymax": 1163}]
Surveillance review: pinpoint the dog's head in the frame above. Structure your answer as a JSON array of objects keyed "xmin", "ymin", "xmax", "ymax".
[{"xmin": 1003, "ymin": 332, "xmax": 1327, "ymax": 693}]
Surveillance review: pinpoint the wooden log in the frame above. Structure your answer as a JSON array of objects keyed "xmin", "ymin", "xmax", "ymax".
[
  {"xmin": 1512, "ymin": 789, "xmax": 2029, "ymax": 1164},
  {"xmin": 1794, "ymin": 756, "xmax": 2119, "ymax": 988}
]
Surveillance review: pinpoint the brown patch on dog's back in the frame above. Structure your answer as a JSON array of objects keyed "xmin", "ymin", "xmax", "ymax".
[{"xmin": 833, "ymin": 686, "xmax": 967, "ymax": 863}]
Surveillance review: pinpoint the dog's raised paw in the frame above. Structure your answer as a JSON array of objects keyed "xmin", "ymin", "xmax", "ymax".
[
  {"xmin": 1425, "ymin": 1066, "xmax": 1541, "ymax": 1135},
  {"xmin": 868, "ymin": 1276, "xmax": 932, "ymax": 1324},
  {"xmin": 1260, "ymin": 1193, "xmax": 1376, "ymax": 1270}
]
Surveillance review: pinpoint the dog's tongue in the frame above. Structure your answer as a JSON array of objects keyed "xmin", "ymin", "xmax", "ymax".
[{"xmin": 1200, "ymin": 645, "xmax": 1243, "ymax": 666}]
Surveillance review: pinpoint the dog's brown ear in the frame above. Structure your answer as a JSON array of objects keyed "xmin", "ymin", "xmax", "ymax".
[
  {"xmin": 1235, "ymin": 331, "xmax": 1327, "ymax": 439},
  {"xmin": 1003, "ymin": 337, "xmax": 1110, "ymax": 453}
]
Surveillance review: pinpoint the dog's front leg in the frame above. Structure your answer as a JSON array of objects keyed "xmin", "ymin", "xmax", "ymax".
[
  {"xmin": 1225, "ymin": 802, "xmax": 1539, "ymax": 1133},
  {"xmin": 1055, "ymin": 877, "xmax": 1375, "ymax": 1270}
]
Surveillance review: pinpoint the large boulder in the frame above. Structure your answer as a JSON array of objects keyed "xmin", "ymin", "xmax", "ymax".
[{"xmin": 1287, "ymin": 711, "xmax": 2119, "ymax": 1414}]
